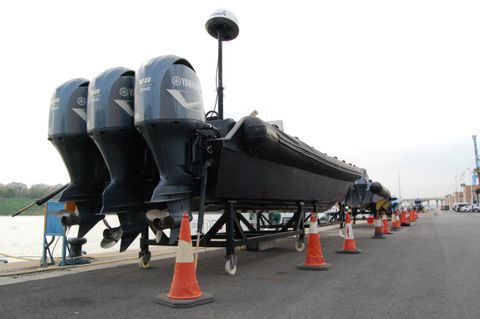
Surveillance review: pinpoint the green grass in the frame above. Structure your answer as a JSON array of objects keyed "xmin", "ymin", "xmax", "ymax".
[{"xmin": 0, "ymin": 198, "xmax": 45, "ymax": 216}]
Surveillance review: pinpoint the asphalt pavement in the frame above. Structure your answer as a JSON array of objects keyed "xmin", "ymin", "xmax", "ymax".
[{"xmin": 1, "ymin": 210, "xmax": 479, "ymax": 319}]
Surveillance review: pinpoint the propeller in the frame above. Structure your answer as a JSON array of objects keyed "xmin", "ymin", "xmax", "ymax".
[
  {"xmin": 146, "ymin": 209, "xmax": 175, "ymax": 244},
  {"xmin": 100, "ymin": 226, "xmax": 123, "ymax": 249},
  {"xmin": 155, "ymin": 230, "xmax": 163, "ymax": 244}
]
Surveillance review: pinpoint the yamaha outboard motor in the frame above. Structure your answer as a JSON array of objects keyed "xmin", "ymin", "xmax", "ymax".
[
  {"xmin": 346, "ymin": 175, "xmax": 391, "ymax": 211},
  {"xmin": 48, "ymin": 79, "xmax": 109, "ymax": 237},
  {"xmin": 87, "ymin": 67, "xmax": 158, "ymax": 251},
  {"xmin": 135, "ymin": 56, "xmax": 209, "ymax": 243}
]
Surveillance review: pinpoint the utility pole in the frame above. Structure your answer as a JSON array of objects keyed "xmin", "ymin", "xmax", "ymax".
[
  {"xmin": 473, "ymin": 135, "xmax": 480, "ymax": 185},
  {"xmin": 455, "ymin": 175, "xmax": 459, "ymax": 203}
]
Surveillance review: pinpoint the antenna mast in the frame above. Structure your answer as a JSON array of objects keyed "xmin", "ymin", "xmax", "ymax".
[{"xmin": 205, "ymin": 10, "xmax": 239, "ymax": 120}]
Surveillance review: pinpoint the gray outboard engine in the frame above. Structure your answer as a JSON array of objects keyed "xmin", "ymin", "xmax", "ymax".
[
  {"xmin": 369, "ymin": 182, "xmax": 391, "ymax": 200},
  {"xmin": 48, "ymin": 79, "xmax": 109, "ymax": 238},
  {"xmin": 135, "ymin": 55, "xmax": 209, "ymax": 243},
  {"xmin": 346, "ymin": 176, "xmax": 369, "ymax": 208},
  {"xmin": 345, "ymin": 174, "xmax": 391, "ymax": 210},
  {"xmin": 87, "ymin": 67, "xmax": 158, "ymax": 251}
]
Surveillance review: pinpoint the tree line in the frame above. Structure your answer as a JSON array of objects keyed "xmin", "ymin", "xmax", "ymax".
[{"xmin": 0, "ymin": 182, "xmax": 63, "ymax": 199}]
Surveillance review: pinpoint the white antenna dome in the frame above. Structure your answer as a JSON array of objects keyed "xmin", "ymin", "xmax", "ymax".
[{"xmin": 205, "ymin": 9, "xmax": 239, "ymax": 41}]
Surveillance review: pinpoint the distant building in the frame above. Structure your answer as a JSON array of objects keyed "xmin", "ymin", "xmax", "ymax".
[
  {"xmin": 445, "ymin": 185, "xmax": 480, "ymax": 205},
  {"xmin": 444, "ymin": 194, "xmax": 455, "ymax": 207},
  {"xmin": 464, "ymin": 185, "xmax": 480, "ymax": 204},
  {"xmin": 454, "ymin": 191, "xmax": 464, "ymax": 203}
]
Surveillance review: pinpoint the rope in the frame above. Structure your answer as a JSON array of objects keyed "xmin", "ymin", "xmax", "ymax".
[
  {"xmin": 0, "ymin": 247, "xmax": 216, "ymax": 278},
  {"xmin": 0, "ymin": 252, "xmax": 38, "ymax": 261}
]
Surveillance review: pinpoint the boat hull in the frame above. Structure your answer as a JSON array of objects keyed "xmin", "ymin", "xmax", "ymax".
[{"xmin": 208, "ymin": 146, "xmax": 355, "ymax": 212}]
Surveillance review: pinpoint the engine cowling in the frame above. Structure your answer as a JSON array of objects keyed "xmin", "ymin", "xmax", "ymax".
[
  {"xmin": 48, "ymin": 78, "xmax": 109, "ymax": 237},
  {"xmin": 135, "ymin": 55, "xmax": 209, "ymax": 242},
  {"xmin": 87, "ymin": 67, "xmax": 157, "ymax": 213}
]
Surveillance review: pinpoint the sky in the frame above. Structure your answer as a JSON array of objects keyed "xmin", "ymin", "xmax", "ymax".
[{"xmin": 0, "ymin": 0, "xmax": 478, "ymax": 199}]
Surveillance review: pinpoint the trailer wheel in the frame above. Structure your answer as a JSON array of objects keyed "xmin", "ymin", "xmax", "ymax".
[
  {"xmin": 295, "ymin": 240, "xmax": 305, "ymax": 252},
  {"xmin": 224, "ymin": 257, "xmax": 237, "ymax": 275},
  {"xmin": 139, "ymin": 258, "xmax": 151, "ymax": 269},
  {"xmin": 138, "ymin": 251, "xmax": 151, "ymax": 269}
]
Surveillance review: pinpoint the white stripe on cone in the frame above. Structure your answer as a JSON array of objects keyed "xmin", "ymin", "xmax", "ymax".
[
  {"xmin": 345, "ymin": 222, "xmax": 354, "ymax": 240},
  {"xmin": 176, "ymin": 239, "xmax": 194, "ymax": 263},
  {"xmin": 374, "ymin": 218, "xmax": 382, "ymax": 227},
  {"xmin": 310, "ymin": 215, "xmax": 318, "ymax": 234}
]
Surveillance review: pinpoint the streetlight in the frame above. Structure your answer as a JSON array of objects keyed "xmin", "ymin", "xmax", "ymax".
[{"xmin": 454, "ymin": 175, "xmax": 459, "ymax": 203}]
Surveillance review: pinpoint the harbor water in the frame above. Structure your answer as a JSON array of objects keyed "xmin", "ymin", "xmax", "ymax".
[{"xmin": 0, "ymin": 214, "xmax": 222, "ymax": 263}]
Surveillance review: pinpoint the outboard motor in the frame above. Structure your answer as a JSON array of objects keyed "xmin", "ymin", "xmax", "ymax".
[
  {"xmin": 370, "ymin": 182, "xmax": 391, "ymax": 200},
  {"xmin": 87, "ymin": 67, "xmax": 158, "ymax": 251},
  {"xmin": 346, "ymin": 176, "xmax": 370, "ymax": 208},
  {"xmin": 346, "ymin": 174, "xmax": 391, "ymax": 212},
  {"xmin": 135, "ymin": 56, "xmax": 209, "ymax": 243},
  {"xmin": 369, "ymin": 181, "xmax": 391, "ymax": 212},
  {"xmin": 48, "ymin": 79, "xmax": 109, "ymax": 237}
]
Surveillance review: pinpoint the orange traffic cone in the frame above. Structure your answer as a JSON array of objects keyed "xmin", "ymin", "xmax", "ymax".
[
  {"xmin": 155, "ymin": 214, "xmax": 214, "ymax": 308},
  {"xmin": 390, "ymin": 211, "xmax": 400, "ymax": 231},
  {"xmin": 382, "ymin": 213, "xmax": 393, "ymax": 234},
  {"xmin": 297, "ymin": 212, "xmax": 331, "ymax": 270},
  {"xmin": 395, "ymin": 211, "xmax": 402, "ymax": 228},
  {"xmin": 372, "ymin": 212, "xmax": 385, "ymax": 239},
  {"xmin": 336, "ymin": 212, "xmax": 361, "ymax": 254},
  {"xmin": 400, "ymin": 211, "xmax": 410, "ymax": 227},
  {"xmin": 409, "ymin": 210, "xmax": 415, "ymax": 223}
]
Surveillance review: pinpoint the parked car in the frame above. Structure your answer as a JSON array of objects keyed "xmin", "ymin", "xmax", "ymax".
[
  {"xmin": 460, "ymin": 205, "xmax": 471, "ymax": 212},
  {"xmin": 453, "ymin": 203, "xmax": 468, "ymax": 212},
  {"xmin": 317, "ymin": 212, "xmax": 329, "ymax": 224},
  {"xmin": 468, "ymin": 204, "xmax": 479, "ymax": 213}
]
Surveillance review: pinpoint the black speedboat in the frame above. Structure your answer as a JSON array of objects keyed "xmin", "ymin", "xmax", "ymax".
[
  {"xmin": 46, "ymin": 10, "xmax": 367, "ymax": 272},
  {"xmin": 134, "ymin": 47, "xmax": 365, "ymax": 271}
]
